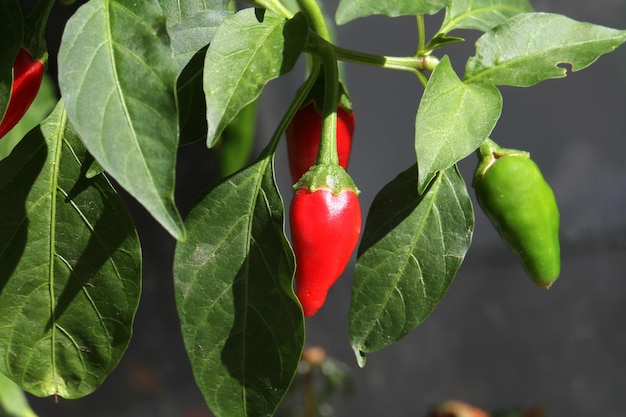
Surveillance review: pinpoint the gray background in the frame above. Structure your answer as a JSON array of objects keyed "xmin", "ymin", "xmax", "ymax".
[{"xmin": 28, "ymin": 0, "xmax": 626, "ymax": 416}]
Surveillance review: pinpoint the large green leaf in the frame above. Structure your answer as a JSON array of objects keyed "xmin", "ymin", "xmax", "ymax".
[
  {"xmin": 336, "ymin": 0, "xmax": 448, "ymax": 25},
  {"xmin": 350, "ymin": 165, "xmax": 473, "ymax": 366},
  {"xmin": 0, "ymin": 0, "xmax": 23, "ymax": 122},
  {"xmin": 415, "ymin": 56, "xmax": 502, "ymax": 193},
  {"xmin": 438, "ymin": 0, "xmax": 533, "ymax": 34},
  {"xmin": 204, "ymin": 9, "xmax": 307, "ymax": 147},
  {"xmin": 0, "ymin": 101, "xmax": 141, "ymax": 399},
  {"xmin": 464, "ymin": 12, "xmax": 626, "ymax": 86},
  {"xmin": 173, "ymin": 152, "xmax": 303, "ymax": 417},
  {"xmin": 58, "ymin": 0, "xmax": 185, "ymax": 240},
  {"xmin": 158, "ymin": 0, "xmax": 231, "ymax": 70}
]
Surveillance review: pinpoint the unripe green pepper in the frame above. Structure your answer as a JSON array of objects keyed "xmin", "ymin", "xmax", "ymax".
[
  {"xmin": 473, "ymin": 140, "xmax": 560, "ymax": 288},
  {"xmin": 214, "ymin": 100, "xmax": 258, "ymax": 178}
]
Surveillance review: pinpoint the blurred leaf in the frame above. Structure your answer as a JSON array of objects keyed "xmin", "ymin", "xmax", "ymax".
[
  {"xmin": 350, "ymin": 165, "xmax": 473, "ymax": 366},
  {"xmin": 464, "ymin": 13, "xmax": 626, "ymax": 86},
  {"xmin": 336, "ymin": 0, "xmax": 447, "ymax": 25},
  {"xmin": 58, "ymin": 0, "xmax": 185, "ymax": 240},
  {"xmin": 204, "ymin": 9, "xmax": 307, "ymax": 146},
  {"xmin": 174, "ymin": 150, "xmax": 303, "ymax": 417},
  {"xmin": 0, "ymin": 101, "xmax": 141, "ymax": 399},
  {"xmin": 0, "ymin": 372, "xmax": 38, "ymax": 417},
  {"xmin": 415, "ymin": 56, "xmax": 501, "ymax": 193}
]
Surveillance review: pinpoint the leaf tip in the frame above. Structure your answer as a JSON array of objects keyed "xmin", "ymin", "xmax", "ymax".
[{"xmin": 352, "ymin": 344, "xmax": 366, "ymax": 368}]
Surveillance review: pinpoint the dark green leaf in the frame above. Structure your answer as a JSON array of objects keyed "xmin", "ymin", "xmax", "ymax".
[
  {"xmin": 439, "ymin": 0, "xmax": 533, "ymax": 34},
  {"xmin": 464, "ymin": 12, "xmax": 626, "ymax": 86},
  {"xmin": 0, "ymin": 101, "xmax": 141, "ymax": 399},
  {"xmin": 350, "ymin": 165, "xmax": 473, "ymax": 366},
  {"xmin": 0, "ymin": 0, "xmax": 23, "ymax": 122},
  {"xmin": 415, "ymin": 56, "xmax": 502, "ymax": 193},
  {"xmin": 204, "ymin": 9, "xmax": 307, "ymax": 146},
  {"xmin": 58, "ymin": 0, "xmax": 185, "ymax": 240},
  {"xmin": 174, "ymin": 152, "xmax": 303, "ymax": 417},
  {"xmin": 336, "ymin": 0, "xmax": 448, "ymax": 25}
]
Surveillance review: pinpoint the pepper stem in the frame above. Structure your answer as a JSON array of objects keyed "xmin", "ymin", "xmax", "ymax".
[
  {"xmin": 315, "ymin": 43, "xmax": 340, "ymax": 167},
  {"xmin": 261, "ymin": 63, "xmax": 321, "ymax": 158}
]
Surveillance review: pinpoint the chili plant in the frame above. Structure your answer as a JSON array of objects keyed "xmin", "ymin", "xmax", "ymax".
[{"xmin": 0, "ymin": 0, "xmax": 625, "ymax": 416}]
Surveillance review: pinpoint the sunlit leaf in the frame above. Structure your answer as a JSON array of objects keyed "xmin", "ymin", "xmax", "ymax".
[
  {"xmin": 336, "ymin": 0, "xmax": 448, "ymax": 25},
  {"xmin": 415, "ymin": 56, "xmax": 501, "ymax": 193},
  {"xmin": 464, "ymin": 13, "xmax": 626, "ymax": 86},
  {"xmin": 204, "ymin": 9, "xmax": 307, "ymax": 146},
  {"xmin": 58, "ymin": 0, "xmax": 185, "ymax": 240},
  {"xmin": 438, "ymin": 0, "xmax": 533, "ymax": 34}
]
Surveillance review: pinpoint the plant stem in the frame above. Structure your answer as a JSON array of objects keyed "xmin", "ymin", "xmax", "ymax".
[
  {"xmin": 315, "ymin": 43, "xmax": 339, "ymax": 166},
  {"xmin": 262, "ymin": 64, "xmax": 321, "ymax": 157},
  {"xmin": 416, "ymin": 14, "xmax": 426, "ymax": 54},
  {"xmin": 329, "ymin": 42, "xmax": 439, "ymax": 74},
  {"xmin": 297, "ymin": 0, "xmax": 331, "ymax": 41},
  {"xmin": 302, "ymin": 370, "xmax": 318, "ymax": 417},
  {"xmin": 416, "ymin": 70, "xmax": 428, "ymax": 88}
]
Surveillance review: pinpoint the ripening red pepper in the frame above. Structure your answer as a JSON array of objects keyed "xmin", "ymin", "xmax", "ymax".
[
  {"xmin": 290, "ymin": 186, "xmax": 361, "ymax": 317},
  {"xmin": 286, "ymin": 102, "xmax": 355, "ymax": 183},
  {"xmin": 0, "ymin": 48, "xmax": 45, "ymax": 139}
]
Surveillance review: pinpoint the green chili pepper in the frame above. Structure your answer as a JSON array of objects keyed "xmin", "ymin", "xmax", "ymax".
[{"xmin": 473, "ymin": 139, "xmax": 560, "ymax": 288}]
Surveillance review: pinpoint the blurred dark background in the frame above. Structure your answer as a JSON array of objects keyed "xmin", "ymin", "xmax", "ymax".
[{"xmin": 20, "ymin": 0, "xmax": 626, "ymax": 416}]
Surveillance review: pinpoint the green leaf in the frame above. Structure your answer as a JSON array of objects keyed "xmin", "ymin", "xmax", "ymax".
[
  {"xmin": 204, "ymin": 9, "xmax": 307, "ymax": 147},
  {"xmin": 58, "ymin": 0, "xmax": 186, "ymax": 240},
  {"xmin": 350, "ymin": 165, "xmax": 473, "ymax": 366},
  {"xmin": 173, "ymin": 152, "xmax": 303, "ymax": 417},
  {"xmin": 336, "ymin": 0, "xmax": 448, "ymax": 25},
  {"xmin": 0, "ymin": 74, "xmax": 57, "ymax": 161},
  {"xmin": 464, "ymin": 12, "xmax": 626, "ymax": 86},
  {"xmin": 438, "ymin": 0, "xmax": 533, "ymax": 34},
  {"xmin": 415, "ymin": 56, "xmax": 501, "ymax": 194},
  {"xmin": 0, "ymin": 372, "xmax": 38, "ymax": 417},
  {"xmin": 158, "ymin": 0, "xmax": 231, "ymax": 70},
  {"xmin": 423, "ymin": 33, "xmax": 466, "ymax": 52},
  {"xmin": 0, "ymin": 101, "xmax": 141, "ymax": 399},
  {"xmin": 0, "ymin": 0, "xmax": 23, "ymax": 122}
]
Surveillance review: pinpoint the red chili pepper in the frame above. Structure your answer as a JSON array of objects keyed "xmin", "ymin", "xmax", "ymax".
[
  {"xmin": 0, "ymin": 48, "xmax": 45, "ymax": 139},
  {"xmin": 286, "ymin": 102, "xmax": 354, "ymax": 183},
  {"xmin": 290, "ymin": 187, "xmax": 361, "ymax": 317}
]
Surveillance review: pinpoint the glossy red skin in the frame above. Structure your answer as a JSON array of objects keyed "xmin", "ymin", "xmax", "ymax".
[
  {"xmin": 286, "ymin": 103, "xmax": 355, "ymax": 183},
  {"xmin": 290, "ymin": 188, "xmax": 361, "ymax": 317},
  {"xmin": 0, "ymin": 48, "xmax": 44, "ymax": 139}
]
